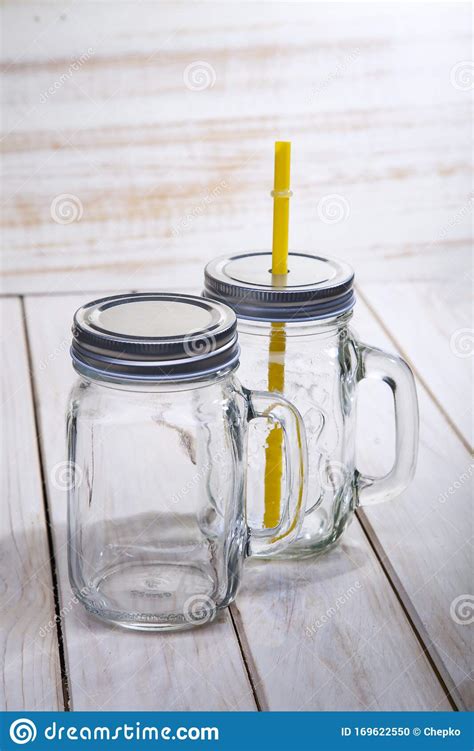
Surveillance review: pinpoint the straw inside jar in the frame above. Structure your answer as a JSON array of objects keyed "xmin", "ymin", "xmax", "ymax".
[{"xmin": 263, "ymin": 141, "xmax": 291, "ymax": 528}]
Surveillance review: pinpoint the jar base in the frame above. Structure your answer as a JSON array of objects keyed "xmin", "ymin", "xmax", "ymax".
[
  {"xmin": 261, "ymin": 500, "xmax": 354, "ymax": 559},
  {"xmin": 73, "ymin": 559, "xmax": 219, "ymax": 632},
  {"xmin": 270, "ymin": 534, "xmax": 342, "ymax": 560}
]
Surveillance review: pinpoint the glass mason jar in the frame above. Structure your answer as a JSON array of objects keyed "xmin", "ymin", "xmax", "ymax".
[
  {"xmin": 66, "ymin": 293, "xmax": 307, "ymax": 630},
  {"xmin": 204, "ymin": 252, "xmax": 419, "ymax": 558}
]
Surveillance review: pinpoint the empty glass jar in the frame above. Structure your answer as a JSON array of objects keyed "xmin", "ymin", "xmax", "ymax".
[
  {"xmin": 66, "ymin": 293, "xmax": 307, "ymax": 630},
  {"xmin": 204, "ymin": 251, "xmax": 419, "ymax": 558}
]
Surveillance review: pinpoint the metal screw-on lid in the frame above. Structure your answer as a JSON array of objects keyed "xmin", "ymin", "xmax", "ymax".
[
  {"xmin": 71, "ymin": 293, "xmax": 239, "ymax": 382},
  {"xmin": 204, "ymin": 251, "xmax": 355, "ymax": 322}
]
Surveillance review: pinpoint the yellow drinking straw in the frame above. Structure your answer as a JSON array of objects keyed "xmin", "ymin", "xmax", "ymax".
[{"xmin": 263, "ymin": 141, "xmax": 291, "ymax": 528}]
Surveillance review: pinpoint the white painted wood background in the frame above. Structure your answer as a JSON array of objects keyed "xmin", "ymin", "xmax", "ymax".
[{"xmin": 1, "ymin": 1, "xmax": 472, "ymax": 711}]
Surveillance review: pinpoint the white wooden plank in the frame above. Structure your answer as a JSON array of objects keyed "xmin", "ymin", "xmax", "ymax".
[
  {"xmin": 24, "ymin": 293, "xmax": 256, "ymax": 711},
  {"xmin": 359, "ymin": 281, "xmax": 473, "ymax": 448},
  {"xmin": 233, "ymin": 520, "xmax": 451, "ymax": 711},
  {"xmin": 0, "ymin": 297, "xmax": 63, "ymax": 710},
  {"xmin": 1, "ymin": 2, "xmax": 471, "ymax": 293},
  {"xmin": 352, "ymin": 293, "xmax": 473, "ymax": 709}
]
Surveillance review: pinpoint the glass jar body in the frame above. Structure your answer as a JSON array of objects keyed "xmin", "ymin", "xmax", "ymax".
[
  {"xmin": 238, "ymin": 315, "xmax": 361, "ymax": 558},
  {"xmin": 67, "ymin": 373, "xmax": 249, "ymax": 631}
]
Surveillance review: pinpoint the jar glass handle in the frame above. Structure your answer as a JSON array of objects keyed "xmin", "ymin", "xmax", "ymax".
[
  {"xmin": 244, "ymin": 388, "xmax": 308, "ymax": 556},
  {"xmin": 356, "ymin": 343, "xmax": 419, "ymax": 506}
]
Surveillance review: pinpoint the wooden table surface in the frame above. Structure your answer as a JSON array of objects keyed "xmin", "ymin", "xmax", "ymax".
[{"xmin": 1, "ymin": 2, "xmax": 472, "ymax": 712}]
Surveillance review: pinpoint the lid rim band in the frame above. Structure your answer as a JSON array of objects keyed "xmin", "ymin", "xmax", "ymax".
[
  {"xmin": 203, "ymin": 251, "xmax": 356, "ymax": 322},
  {"xmin": 71, "ymin": 345, "xmax": 240, "ymax": 383}
]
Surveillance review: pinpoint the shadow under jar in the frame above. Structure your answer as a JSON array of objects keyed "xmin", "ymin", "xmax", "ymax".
[
  {"xmin": 66, "ymin": 293, "xmax": 307, "ymax": 630},
  {"xmin": 204, "ymin": 252, "xmax": 419, "ymax": 559}
]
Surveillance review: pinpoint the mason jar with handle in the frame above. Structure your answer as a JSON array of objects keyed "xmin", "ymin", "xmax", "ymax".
[
  {"xmin": 66, "ymin": 292, "xmax": 307, "ymax": 630},
  {"xmin": 203, "ymin": 251, "xmax": 419, "ymax": 558}
]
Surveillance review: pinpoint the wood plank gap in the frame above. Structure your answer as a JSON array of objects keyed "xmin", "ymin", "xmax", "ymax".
[
  {"xmin": 355, "ymin": 284, "xmax": 472, "ymax": 455},
  {"xmin": 0, "ymin": 285, "xmax": 196, "ymax": 301},
  {"xmin": 1, "ymin": 290, "xmax": 117, "ymax": 300},
  {"xmin": 19, "ymin": 296, "xmax": 71, "ymax": 712},
  {"xmin": 355, "ymin": 507, "xmax": 462, "ymax": 711},
  {"xmin": 228, "ymin": 603, "xmax": 263, "ymax": 712}
]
